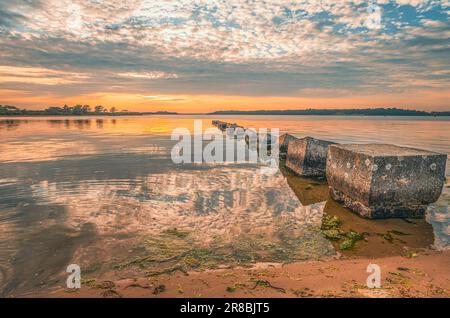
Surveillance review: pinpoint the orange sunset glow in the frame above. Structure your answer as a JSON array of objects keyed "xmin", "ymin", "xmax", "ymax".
[{"xmin": 1, "ymin": 90, "xmax": 449, "ymax": 113}]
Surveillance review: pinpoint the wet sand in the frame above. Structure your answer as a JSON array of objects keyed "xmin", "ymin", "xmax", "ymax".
[{"xmin": 40, "ymin": 250, "xmax": 450, "ymax": 298}]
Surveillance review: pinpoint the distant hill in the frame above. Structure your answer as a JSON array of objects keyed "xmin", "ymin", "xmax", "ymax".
[{"xmin": 209, "ymin": 108, "xmax": 450, "ymax": 116}]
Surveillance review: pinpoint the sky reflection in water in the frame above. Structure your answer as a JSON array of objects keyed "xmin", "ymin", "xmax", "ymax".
[{"xmin": 0, "ymin": 116, "xmax": 448, "ymax": 296}]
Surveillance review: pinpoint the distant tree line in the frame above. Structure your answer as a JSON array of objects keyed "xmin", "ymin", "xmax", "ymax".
[
  {"xmin": 210, "ymin": 108, "xmax": 450, "ymax": 116},
  {"xmin": 1, "ymin": 105, "xmax": 447, "ymax": 116},
  {"xmin": 0, "ymin": 104, "xmax": 145, "ymax": 116}
]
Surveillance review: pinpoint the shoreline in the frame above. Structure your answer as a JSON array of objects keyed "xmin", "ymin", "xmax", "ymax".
[{"xmin": 37, "ymin": 250, "xmax": 450, "ymax": 298}]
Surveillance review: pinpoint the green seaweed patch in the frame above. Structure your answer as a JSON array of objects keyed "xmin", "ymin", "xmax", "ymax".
[
  {"xmin": 226, "ymin": 286, "xmax": 236, "ymax": 293},
  {"xmin": 321, "ymin": 214, "xmax": 341, "ymax": 231},
  {"xmin": 339, "ymin": 238, "xmax": 355, "ymax": 251},
  {"xmin": 320, "ymin": 214, "xmax": 364, "ymax": 251},
  {"xmin": 224, "ymin": 282, "xmax": 248, "ymax": 293},
  {"xmin": 322, "ymin": 229, "xmax": 342, "ymax": 241},
  {"xmin": 347, "ymin": 231, "xmax": 364, "ymax": 241},
  {"xmin": 81, "ymin": 278, "xmax": 98, "ymax": 288},
  {"xmin": 115, "ymin": 222, "xmax": 334, "ymax": 277},
  {"xmin": 339, "ymin": 232, "xmax": 364, "ymax": 250},
  {"xmin": 81, "ymin": 278, "xmax": 115, "ymax": 289}
]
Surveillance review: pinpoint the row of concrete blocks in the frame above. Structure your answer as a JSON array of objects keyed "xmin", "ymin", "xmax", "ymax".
[
  {"xmin": 281, "ymin": 133, "xmax": 447, "ymax": 219},
  {"xmin": 212, "ymin": 121, "xmax": 270, "ymax": 147},
  {"xmin": 212, "ymin": 120, "xmax": 244, "ymax": 131}
]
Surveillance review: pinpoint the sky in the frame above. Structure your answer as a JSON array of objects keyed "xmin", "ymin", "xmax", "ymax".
[{"xmin": 0, "ymin": 0, "xmax": 449, "ymax": 112}]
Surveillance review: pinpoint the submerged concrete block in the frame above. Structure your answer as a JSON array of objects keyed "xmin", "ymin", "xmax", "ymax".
[
  {"xmin": 279, "ymin": 133, "xmax": 297, "ymax": 154},
  {"xmin": 326, "ymin": 144, "xmax": 447, "ymax": 219},
  {"xmin": 286, "ymin": 136, "xmax": 336, "ymax": 177}
]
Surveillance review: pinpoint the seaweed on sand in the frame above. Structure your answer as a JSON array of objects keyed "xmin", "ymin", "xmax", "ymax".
[
  {"xmin": 114, "ymin": 222, "xmax": 334, "ymax": 276},
  {"xmin": 320, "ymin": 214, "xmax": 365, "ymax": 251},
  {"xmin": 250, "ymin": 279, "xmax": 286, "ymax": 293}
]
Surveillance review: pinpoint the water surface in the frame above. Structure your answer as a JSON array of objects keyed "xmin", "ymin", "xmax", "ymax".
[{"xmin": 0, "ymin": 116, "xmax": 448, "ymax": 296}]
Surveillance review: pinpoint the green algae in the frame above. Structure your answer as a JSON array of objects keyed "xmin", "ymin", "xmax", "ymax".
[
  {"xmin": 226, "ymin": 286, "xmax": 236, "ymax": 293},
  {"xmin": 322, "ymin": 229, "xmax": 341, "ymax": 240},
  {"xmin": 321, "ymin": 214, "xmax": 341, "ymax": 231},
  {"xmin": 320, "ymin": 214, "xmax": 364, "ymax": 251},
  {"xmin": 81, "ymin": 278, "xmax": 115, "ymax": 289},
  {"xmin": 115, "ymin": 221, "xmax": 334, "ymax": 277}
]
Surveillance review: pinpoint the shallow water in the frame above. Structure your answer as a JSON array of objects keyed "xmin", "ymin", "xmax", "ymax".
[{"xmin": 0, "ymin": 116, "xmax": 448, "ymax": 296}]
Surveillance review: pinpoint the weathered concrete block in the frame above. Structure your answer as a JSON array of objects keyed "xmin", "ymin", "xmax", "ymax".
[
  {"xmin": 212, "ymin": 120, "xmax": 228, "ymax": 131},
  {"xmin": 279, "ymin": 133, "xmax": 297, "ymax": 154},
  {"xmin": 326, "ymin": 144, "xmax": 447, "ymax": 219},
  {"xmin": 286, "ymin": 136, "xmax": 336, "ymax": 177}
]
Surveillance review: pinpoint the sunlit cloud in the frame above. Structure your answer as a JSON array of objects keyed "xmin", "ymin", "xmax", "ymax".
[
  {"xmin": 142, "ymin": 95, "xmax": 186, "ymax": 102},
  {"xmin": 117, "ymin": 72, "xmax": 179, "ymax": 79},
  {"xmin": 0, "ymin": 66, "xmax": 90, "ymax": 85}
]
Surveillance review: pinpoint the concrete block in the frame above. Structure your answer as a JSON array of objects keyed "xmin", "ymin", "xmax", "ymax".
[
  {"xmin": 326, "ymin": 144, "xmax": 447, "ymax": 219},
  {"xmin": 279, "ymin": 133, "xmax": 297, "ymax": 154},
  {"xmin": 286, "ymin": 136, "xmax": 336, "ymax": 177}
]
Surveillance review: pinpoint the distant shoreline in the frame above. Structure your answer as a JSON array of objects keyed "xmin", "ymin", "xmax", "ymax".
[
  {"xmin": 0, "ymin": 113, "xmax": 175, "ymax": 117},
  {"xmin": 208, "ymin": 108, "xmax": 450, "ymax": 116},
  {"xmin": 1, "ymin": 113, "xmax": 450, "ymax": 117},
  {"xmin": 1, "ymin": 106, "xmax": 449, "ymax": 117}
]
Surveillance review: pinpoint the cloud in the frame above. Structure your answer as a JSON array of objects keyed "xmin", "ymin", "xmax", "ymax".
[
  {"xmin": 0, "ymin": 0, "xmax": 448, "ymax": 109},
  {"xmin": 0, "ymin": 65, "xmax": 90, "ymax": 85},
  {"xmin": 117, "ymin": 72, "xmax": 179, "ymax": 79},
  {"xmin": 141, "ymin": 95, "xmax": 186, "ymax": 102}
]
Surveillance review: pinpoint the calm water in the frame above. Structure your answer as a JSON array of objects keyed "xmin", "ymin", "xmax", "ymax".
[{"xmin": 0, "ymin": 115, "xmax": 449, "ymax": 296}]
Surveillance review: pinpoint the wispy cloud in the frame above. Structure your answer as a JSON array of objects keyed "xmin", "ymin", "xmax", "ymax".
[
  {"xmin": 118, "ymin": 72, "xmax": 178, "ymax": 79},
  {"xmin": 142, "ymin": 95, "xmax": 186, "ymax": 102},
  {"xmin": 0, "ymin": 65, "xmax": 90, "ymax": 85}
]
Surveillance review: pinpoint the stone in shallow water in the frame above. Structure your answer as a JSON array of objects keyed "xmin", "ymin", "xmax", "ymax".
[
  {"xmin": 279, "ymin": 133, "xmax": 297, "ymax": 154},
  {"xmin": 326, "ymin": 144, "xmax": 447, "ymax": 219},
  {"xmin": 286, "ymin": 136, "xmax": 336, "ymax": 177}
]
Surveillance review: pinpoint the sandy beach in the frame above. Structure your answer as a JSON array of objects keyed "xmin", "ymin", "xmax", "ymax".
[{"xmin": 40, "ymin": 249, "xmax": 449, "ymax": 298}]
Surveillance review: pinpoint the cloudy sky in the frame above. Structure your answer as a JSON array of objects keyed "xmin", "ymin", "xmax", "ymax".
[{"xmin": 0, "ymin": 0, "xmax": 449, "ymax": 112}]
